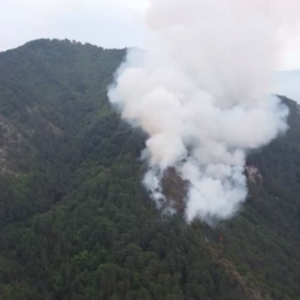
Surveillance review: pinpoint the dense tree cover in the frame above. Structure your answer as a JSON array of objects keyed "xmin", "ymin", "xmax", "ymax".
[{"xmin": 0, "ymin": 39, "xmax": 299, "ymax": 299}]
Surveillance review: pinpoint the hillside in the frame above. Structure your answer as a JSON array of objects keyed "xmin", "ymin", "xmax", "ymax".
[{"xmin": 0, "ymin": 39, "xmax": 300, "ymax": 299}]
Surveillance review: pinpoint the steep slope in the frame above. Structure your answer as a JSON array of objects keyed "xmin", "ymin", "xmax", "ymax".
[
  {"xmin": 0, "ymin": 39, "xmax": 247, "ymax": 300},
  {"xmin": 0, "ymin": 39, "xmax": 125, "ymax": 224},
  {"xmin": 0, "ymin": 39, "xmax": 299, "ymax": 300}
]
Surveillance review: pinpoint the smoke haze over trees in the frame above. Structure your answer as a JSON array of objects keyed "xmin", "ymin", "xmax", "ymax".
[
  {"xmin": 0, "ymin": 39, "xmax": 299, "ymax": 299},
  {"xmin": 109, "ymin": 0, "xmax": 300, "ymax": 223}
]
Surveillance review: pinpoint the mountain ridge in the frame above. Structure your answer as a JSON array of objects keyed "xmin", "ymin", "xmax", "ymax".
[{"xmin": 0, "ymin": 38, "xmax": 299, "ymax": 299}]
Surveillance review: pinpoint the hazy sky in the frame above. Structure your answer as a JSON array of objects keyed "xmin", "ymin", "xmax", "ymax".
[
  {"xmin": 0, "ymin": 0, "xmax": 299, "ymax": 70},
  {"xmin": 0, "ymin": 0, "xmax": 148, "ymax": 49}
]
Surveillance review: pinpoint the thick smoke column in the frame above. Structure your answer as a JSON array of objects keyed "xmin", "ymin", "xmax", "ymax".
[{"xmin": 108, "ymin": 0, "xmax": 299, "ymax": 223}]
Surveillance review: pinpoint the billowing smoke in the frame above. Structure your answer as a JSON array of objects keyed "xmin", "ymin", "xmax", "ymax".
[{"xmin": 108, "ymin": 0, "xmax": 299, "ymax": 223}]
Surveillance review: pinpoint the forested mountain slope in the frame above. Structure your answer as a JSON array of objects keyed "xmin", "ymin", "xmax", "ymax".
[{"xmin": 0, "ymin": 39, "xmax": 300, "ymax": 300}]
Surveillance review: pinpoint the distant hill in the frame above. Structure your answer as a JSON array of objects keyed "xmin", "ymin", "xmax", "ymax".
[{"xmin": 0, "ymin": 39, "xmax": 300, "ymax": 299}]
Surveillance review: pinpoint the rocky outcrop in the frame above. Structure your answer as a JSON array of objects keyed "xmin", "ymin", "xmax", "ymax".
[
  {"xmin": 161, "ymin": 167, "xmax": 188, "ymax": 213},
  {"xmin": 245, "ymin": 165, "xmax": 263, "ymax": 186}
]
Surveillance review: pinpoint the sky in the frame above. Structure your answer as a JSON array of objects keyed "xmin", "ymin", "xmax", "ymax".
[
  {"xmin": 0, "ymin": 0, "xmax": 148, "ymax": 49},
  {"xmin": 0, "ymin": 0, "xmax": 300, "ymax": 70}
]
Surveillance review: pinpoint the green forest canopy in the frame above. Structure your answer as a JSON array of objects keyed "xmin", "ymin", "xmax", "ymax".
[{"xmin": 0, "ymin": 39, "xmax": 299, "ymax": 299}]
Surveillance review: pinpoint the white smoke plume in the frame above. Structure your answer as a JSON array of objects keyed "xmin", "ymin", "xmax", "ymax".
[{"xmin": 108, "ymin": 0, "xmax": 300, "ymax": 223}]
